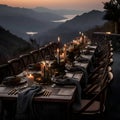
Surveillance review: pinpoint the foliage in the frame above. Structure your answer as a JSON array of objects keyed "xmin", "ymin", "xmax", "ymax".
[
  {"xmin": 85, "ymin": 22, "xmax": 114, "ymax": 39},
  {"xmin": 103, "ymin": 0, "xmax": 120, "ymax": 21},
  {"xmin": 103, "ymin": 0, "xmax": 120, "ymax": 33}
]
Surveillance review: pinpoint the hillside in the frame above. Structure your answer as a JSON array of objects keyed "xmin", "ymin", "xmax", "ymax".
[
  {"xmin": 36, "ymin": 10, "xmax": 106, "ymax": 44},
  {"xmin": 0, "ymin": 4, "xmax": 64, "ymax": 39},
  {"xmin": 34, "ymin": 7, "xmax": 83, "ymax": 15},
  {"xmin": 0, "ymin": 26, "xmax": 32, "ymax": 64}
]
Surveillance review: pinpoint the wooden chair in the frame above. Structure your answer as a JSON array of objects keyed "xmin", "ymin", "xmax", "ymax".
[
  {"xmin": 108, "ymin": 71, "xmax": 113, "ymax": 83},
  {"xmin": 71, "ymin": 69, "xmax": 109, "ymax": 120},
  {"xmin": 0, "ymin": 64, "xmax": 11, "ymax": 83},
  {"xmin": 108, "ymin": 66, "xmax": 112, "ymax": 72},
  {"xmin": 39, "ymin": 47, "xmax": 46, "ymax": 60},
  {"xmin": 83, "ymin": 59, "xmax": 109, "ymax": 97},
  {"xmin": 8, "ymin": 58, "xmax": 24, "ymax": 75},
  {"xmin": 51, "ymin": 42, "xmax": 58, "ymax": 50},
  {"xmin": 30, "ymin": 49, "xmax": 42, "ymax": 63},
  {"xmin": 19, "ymin": 53, "xmax": 33, "ymax": 68},
  {"xmin": 42, "ymin": 44, "xmax": 55, "ymax": 60},
  {"xmin": 106, "ymin": 71, "xmax": 113, "ymax": 95},
  {"xmin": 94, "ymin": 52, "xmax": 109, "ymax": 68}
]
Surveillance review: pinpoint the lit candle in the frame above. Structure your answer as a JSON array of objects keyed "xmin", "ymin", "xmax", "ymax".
[
  {"xmin": 63, "ymin": 44, "xmax": 67, "ymax": 60},
  {"xmin": 28, "ymin": 74, "xmax": 34, "ymax": 80},
  {"xmin": 41, "ymin": 61, "xmax": 46, "ymax": 78},
  {"xmin": 60, "ymin": 53, "xmax": 64, "ymax": 59},
  {"xmin": 58, "ymin": 36, "xmax": 61, "ymax": 48},
  {"xmin": 79, "ymin": 37, "xmax": 82, "ymax": 43},
  {"xmin": 81, "ymin": 33, "xmax": 84, "ymax": 43},
  {"xmin": 57, "ymin": 48, "xmax": 60, "ymax": 64},
  {"xmin": 106, "ymin": 32, "xmax": 111, "ymax": 34},
  {"xmin": 27, "ymin": 74, "xmax": 34, "ymax": 86},
  {"xmin": 58, "ymin": 36, "xmax": 60, "ymax": 43},
  {"xmin": 79, "ymin": 32, "xmax": 81, "ymax": 35},
  {"xmin": 57, "ymin": 48, "xmax": 59, "ymax": 54}
]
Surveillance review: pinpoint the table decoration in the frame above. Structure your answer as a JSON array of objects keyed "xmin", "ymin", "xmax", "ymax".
[
  {"xmin": 56, "ymin": 48, "xmax": 60, "ymax": 64},
  {"xmin": 41, "ymin": 61, "xmax": 46, "ymax": 78},
  {"xmin": 26, "ymin": 74, "xmax": 34, "ymax": 86},
  {"xmin": 63, "ymin": 44, "xmax": 67, "ymax": 61}
]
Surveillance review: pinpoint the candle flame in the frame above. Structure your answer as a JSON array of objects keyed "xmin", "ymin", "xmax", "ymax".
[
  {"xmin": 106, "ymin": 32, "xmax": 111, "ymax": 34},
  {"xmin": 58, "ymin": 36, "xmax": 60, "ymax": 42},
  {"xmin": 57, "ymin": 48, "xmax": 59, "ymax": 52}
]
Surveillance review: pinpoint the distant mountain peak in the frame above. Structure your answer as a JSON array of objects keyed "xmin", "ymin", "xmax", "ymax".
[{"xmin": 0, "ymin": 4, "xmax": 64, "ymax": 39}]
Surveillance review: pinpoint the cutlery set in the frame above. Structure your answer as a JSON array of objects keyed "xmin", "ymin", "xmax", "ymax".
[
  {"xmin": 8, "ymin": 86, "xmax": 52, "ymax": 96},
  {"xmin": 8, "ymin": 85, "xmax": 28, "ymax": 95},
  {"xmin": 43, "ymin": 90, "xmax": 52, "ymax": 96}
]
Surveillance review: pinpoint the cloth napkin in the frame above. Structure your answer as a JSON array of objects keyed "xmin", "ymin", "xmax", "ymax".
[
  {"xmin": 53, "ymin": 77, "xmax": 82, "ymax": 111},
  {"xmin": 84, "ymin": 51, "xmax": 93, "ymax": 55},
  {"xmin": 66, "ymin": 66, "xmax": 88, "ymax": 87},
  {"xmin": 15, "ymin": 85, "xmax": 43, "ymax": 120},
  {"xmin": 75, "ymin": 56, "xmax": 89, "ymax": 63}
]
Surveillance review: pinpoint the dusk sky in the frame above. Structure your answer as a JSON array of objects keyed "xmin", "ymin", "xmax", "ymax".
[{"xmin": 0, "ymin": 0, "xmax": 109, "ymax": 11}]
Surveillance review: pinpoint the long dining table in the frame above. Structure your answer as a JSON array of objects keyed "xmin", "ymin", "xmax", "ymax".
[{"xmin": 0, "ymin": 44, "xmax": 97, "ymax": 120}]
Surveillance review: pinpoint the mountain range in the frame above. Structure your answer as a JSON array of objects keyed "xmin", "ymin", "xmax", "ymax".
[
  {"xmin": 0, "ymin": 4, "xmax": 65, "ymax": 39},
  {"xmin": 0, "ymin": 5, "xmax": 108, "ymax": 64},
  {"xmin": 36, "ymin": 10, "xmax": 106, "ymax": 45},
  {"xmin": 0, "ymin": 4, "xmax": 106, "ymax": 43},
  {"xmin": 33, "ymin": 7, "xmax": 83, "ymax": 15},
  {"xmin": 0, "ymin": 26, "xmax": 32, "ymax": 64}
]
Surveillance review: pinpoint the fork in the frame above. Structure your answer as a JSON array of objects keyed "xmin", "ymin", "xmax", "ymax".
[
  {"xmin": 8, "ymin": 88, "xmax": 17, "ymax": 95},
  {"xmin": 43, "ymin": 90, "xmax": 52, "ymax": 96},
  {"xmin": 8, "ymin": 85, "xmax": 28, "ymax": 95}
]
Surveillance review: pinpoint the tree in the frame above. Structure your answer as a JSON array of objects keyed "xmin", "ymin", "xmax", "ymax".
[{"xmin": 103, "ymin": 0, "xmax": 120, "ymax": 33}]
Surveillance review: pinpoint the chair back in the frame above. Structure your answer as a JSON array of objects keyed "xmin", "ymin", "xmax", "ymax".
[
  {"xmin": 19, "ymin": 54, "xmax": 33, "ymax": 68},
  {"xmin": 8, "ymin": 58, "xmax": 24, "ymax": 75},
  {"xmin": 30, "ymin": 49, "xmax": 42, "ymax": 63},
  {"xmin": 0, "ymin": 64, "xmax": 11, "ymax": 83}
]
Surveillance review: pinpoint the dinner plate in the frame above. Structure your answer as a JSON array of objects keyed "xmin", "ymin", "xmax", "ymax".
[
  {"xmin": 36, "ymin": 88, "xmax": 45, "ymax": 95},
  {"xmin": 51, "ymin": 76, "xmax": 70, "ymax": 85},
  {"xmin": 19, "ymin": 78, "xmax": 27, "ymax": 84},
  {"xmin": 2, "ymin": 76, "xmax": 21, "ymax": 86}
]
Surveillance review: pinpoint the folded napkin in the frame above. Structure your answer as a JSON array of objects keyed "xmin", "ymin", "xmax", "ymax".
[
  {"xmin": 87, "ymin": 47, "xmax": 95, "ymax": 51},
  {"xmin": 52, "ymin": 77, "xmax": 81, "ymax": 111},
  {"xmin": 65, "ymin": 66, "xmax": 82, "ymax": 72},
  {"xmin": 15, "ymin": 85, "xmax": 43, "ymax": 120},
  {"xmin": 75, "ymin": 56, "xmax": 89, "ymax": 63},
  {"xmin": 83, "ymin": 51, "xmax": 93, "ymax": 55},
  {"xmin": 66, "ymin": 66, "xmax": 88, "ymax": 87}
]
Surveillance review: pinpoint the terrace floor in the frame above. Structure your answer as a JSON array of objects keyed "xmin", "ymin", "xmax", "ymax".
[{"xmin": 105, "ymin": 52, "xmax": 120, "ymax": 120}]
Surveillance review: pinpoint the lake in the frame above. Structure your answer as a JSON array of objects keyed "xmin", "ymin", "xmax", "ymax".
[{"xmin": 53, "ymin": 14, "xmax": 78, "ymax": 23}]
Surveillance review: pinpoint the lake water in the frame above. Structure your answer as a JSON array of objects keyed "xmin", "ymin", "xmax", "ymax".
[{"xmin": 53, "ymin": 14, "xmax": 77, "ymax": 22}]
